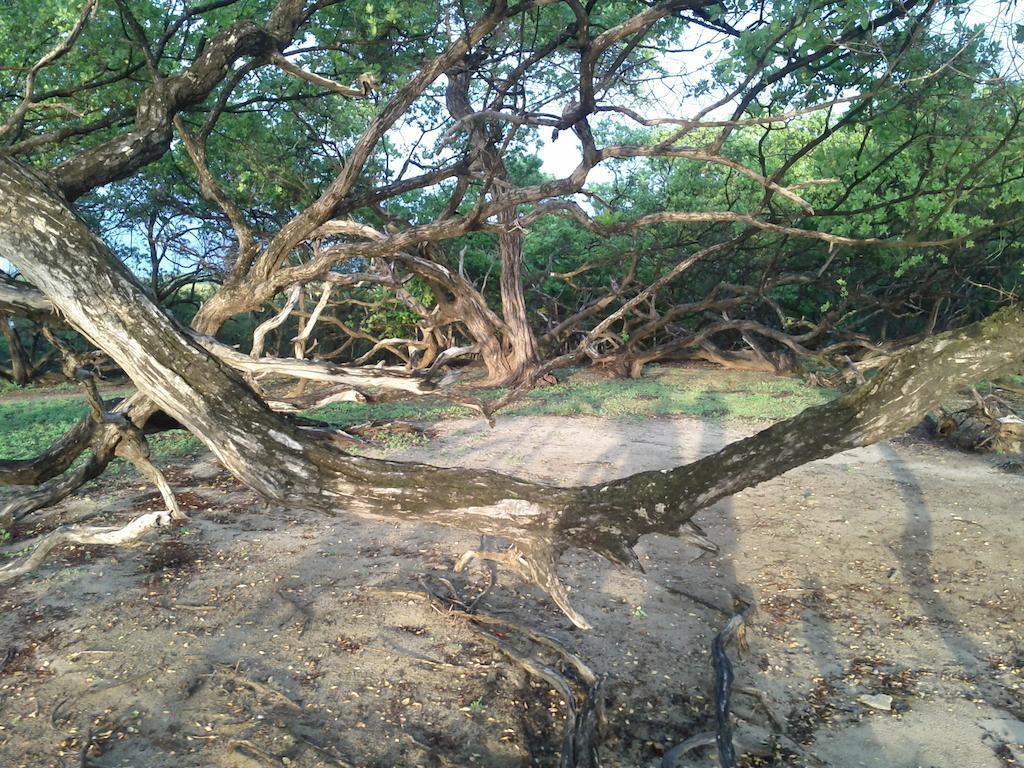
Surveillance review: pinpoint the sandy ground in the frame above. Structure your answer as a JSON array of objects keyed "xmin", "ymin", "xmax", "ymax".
[{"xmin": 0, "ymin": 414, "xmax": 1021, "ymax": 767}]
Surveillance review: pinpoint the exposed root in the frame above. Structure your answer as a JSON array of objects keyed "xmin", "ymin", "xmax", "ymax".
[
  {"xmin": 0, "ymin": 509, "xmax": 180, "ymax": 583},
  {"xmin": 455, "ymin": 542, "xmax": 592, "ymax": 630},
  {"xmin": 711, "ymin": 604, "xmax": 754, "ymax": 768},
  {"xmin": 230, "ymin": 739, "xmax": 281, "ymax": 767},
  {"xmin": 681, "ymin": 520, "xmax": 720, "ymax": 556},
  {"xmin": 661, "ymin": 602, "xmax": 753, "ymax": 768},
  {"xmin": 0, "ymin": 373, "xmax": 185, "ymax": 581},
  {"xmin": 733, "ymin": 685, "xmax": 786, "ymax": 733},
  {"xmin": 1, "ymin": 344, "xmax": 185, "ymax": 575},
  {"xmin": 380, "ymin": 580, "xmax": 606, "ymax": 768},
  {"xmin": 210, "ymin": 666, "xmax": 303, "ymax": 713},
  {"xmin": 660, "ymin": 603, "xmax": 822, "ymax": 768},
  {"xmin": 78, "ymin": 726, "xmax": 97, "ymax": 768},
  {"xmin": 661, "ymin": 731, "xmax": 717, "ymax": 767}
]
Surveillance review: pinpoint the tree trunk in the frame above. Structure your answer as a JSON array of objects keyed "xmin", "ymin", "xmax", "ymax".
[
  {"xmin": 497, "ymin": 207, "xmax": 541, "ymax": 385},
  {"xmin": 2, "ymin": 155, "xmax": 1023, "ymax": 628},
  {"xmin": 1, "ymin": 313, "xmax": 30, "ymax": 385},
  {"xmin": 443, "ymin": 64, "xmax": 540, "ymax": 386}
]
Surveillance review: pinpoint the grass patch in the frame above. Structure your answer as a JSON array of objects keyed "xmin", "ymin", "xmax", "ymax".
[
  {"xmin": 146, "ymin": 432, "xmax": 204, "ymax": 459},
  {"xmin": 500, "ymin": 367, "xmax": 835, "ymax": 421},
  {"xmin": 0, "ymin": 396, "xmax": 90, "ymax": 459},
  {"xmin": 0, "ymin": 395, "xmax": 202, "ymax": 463},
  {"xmin": 0, "ymin": 365, "xmax": 836, "ymax": 466},
  {"xmin": 309, "ymin": 398, "xmax": 475, "ymax": 427},
  {"xmin": 308, "ymin": 366, "xmax": 836, "ymax": 427}
]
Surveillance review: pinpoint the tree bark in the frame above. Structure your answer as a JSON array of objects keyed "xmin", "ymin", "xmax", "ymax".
[
  {"xmin": 1, "ymin": 314, "xmax": 30, "ymax": 384},
  {"xmin": 2, "ymin": 155, "xmax": 1023, "ymax": 628},
  {"xmin": 497, "ymin": 206, "xmax": 541, "ymax": 384},
  {"xmin": 443, "ymin": 65, "xmax": 540, "ymax": 385}
]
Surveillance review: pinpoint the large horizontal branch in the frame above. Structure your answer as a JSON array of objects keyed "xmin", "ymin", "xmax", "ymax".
[
  {"xmin": 0, "ymin": 279, "xmax": 57, "ymax": 323},
  {"xmin": 198, "ymin": 337, "xmax": 436, "ymax": 395},
  {"xmin": 4, "ymin": 155, "xmax": 1024, "ymax": 629}
]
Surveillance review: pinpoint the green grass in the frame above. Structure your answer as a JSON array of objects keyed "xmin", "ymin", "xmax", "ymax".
[
  {"xmin": 0, "ymin": 366, "xmax": 836, "ymax": 466},
  {"xmin": 0, "ymin": 380, "xmax": 78, "ymax": 394},
  {"xmin": 309, "ymin": 366, "xmax": 836, "ymax": 427},
  {"xmin": 0, "ymin": 396, "xmax": 90, "ymax": 459},
  {"xmin": 502, "ymin": 367, "xmax": 835, "ymax": 421},
  {"xmin": 0, "ymin": 394, "xmax": 202, "ymax": 463},
  {"xmin": 146, "ymin": 432, "xmax": 204, "ymax": 459},
  {"xmin": 310, "ymin": 397, "xmax": 473, "ymax": 426}
]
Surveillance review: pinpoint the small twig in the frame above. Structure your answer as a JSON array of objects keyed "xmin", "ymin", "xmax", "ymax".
[
  {"xmin": 951, "ymin": 516, "xmax": 986, "ymax": 529},
  {"xmin": 662, "ymin": 731, "xmax": 717, "ymax": 767},
  {"xmin": 733, "ymin": 686, "xmax": 785, "ymax": 733},
  {"xmin": 276, "ymin": 589, "xmax": 314, "ymax": 634},
  {"xmin": 78, "ymin": 727, "xmax": 95, "ymax": 768},
  {"xmin": 212, "ymin": 667, "xmax": 302, "ymax": 713},
  {"xmin": 297, "ymin": 733, "xmax": 354, "ymax": 767},
  {"xmin": 230, "ymin": 739, "xmax": 278, "ymax": 767}
]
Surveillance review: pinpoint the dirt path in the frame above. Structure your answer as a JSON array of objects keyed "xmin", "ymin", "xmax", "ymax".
[{"xmin": 0, "ymin": 415, "xmax": 1021, "ymax": 767}]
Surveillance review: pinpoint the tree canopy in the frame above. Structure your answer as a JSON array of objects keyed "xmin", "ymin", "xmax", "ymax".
[{"xmin": 2, "ymin": 0, "xmax": 1020, "ymax": 386}]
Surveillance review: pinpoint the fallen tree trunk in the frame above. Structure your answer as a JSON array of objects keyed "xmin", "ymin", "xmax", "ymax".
[
  {"xmin": 202, "ymin": 340, "xmax": 437, "ymax": 394},
  {"xmin": 2, "ymin": 156, "xmax": 1023, "ymax": 628},
  {"xmin": 934, "ymin": 392, "xmax": 1024, "ymax": 454}
]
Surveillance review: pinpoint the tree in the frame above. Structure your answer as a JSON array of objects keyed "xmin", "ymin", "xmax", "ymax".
[{"xmin": 1, "ymin": 0, "xmax": 1022, "ymax": 633}]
